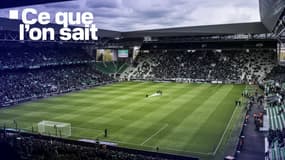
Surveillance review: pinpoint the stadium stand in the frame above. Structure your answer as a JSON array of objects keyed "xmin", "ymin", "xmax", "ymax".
[
  {"xmin": 266, "ymin": 128, "xmax": 285, "ymax": 160},
  {"xmin": 0, "ymin": 43, "xmax": 114, "ymax": 107},
  {"xmin": 0, "ymin": 65, "xmax": 113, "ymax": 107},
  {"xmin": 263, "ymin": 82, "xmax": 285, "ymax": 160},
  {"xmin": 0, "ymin": 43, "xmax": 95, "ymax": 69},
  {"xmin": 269, "ymin": 140, "xmax": 285, "ymax": 160},
  {"xmin": 266, "ymin": 105, "xmax": 285, "ymax": 130},
  {"xmin": 0, "ymin": 0, "xmax": 284, "ymax": 159},
  {"xmin": 0, "ymin": 130, "xmax": 196, "ymax": 160},
  {"xmin": 266, "ymin": 66, "xmax": 285, "ymax": 82},
  {"xmin": 122, "ymin": 49, "xmax": 276, "ymax": 83},
  {"xmin": 96, "ymin": 61, "xmax": 129, "ymax": 74}
]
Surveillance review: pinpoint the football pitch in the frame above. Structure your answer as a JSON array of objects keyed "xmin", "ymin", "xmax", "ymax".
[{"xmin": 0, "ymin": 82, "xmax": 246, "ymax": 158}]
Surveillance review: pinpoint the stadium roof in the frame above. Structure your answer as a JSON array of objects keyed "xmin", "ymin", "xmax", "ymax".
[
  {"xmin": 259, "ymin": 0, "xmax": 285, "ymax": 32},
  {"xmin": 0, "ymin": 17, "xmax": 270, "ymax": 38},
  {"xmin": 122, "ymin": 22, "xmax": 270, "ymax": 38},
  {"xmin": 0, "ymin": 0, "xmax": 283, "ymax": 38}
]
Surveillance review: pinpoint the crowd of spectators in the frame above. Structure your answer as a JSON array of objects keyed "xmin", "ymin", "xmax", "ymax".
[
  {"xmin": 0, "ymin": 43, "xmax": 113, "ymax": 107},
  {"xmin": 266, "ymin": 128, "xmax": 285, "ymax": 160},
  {"xmin": 262, "ymin": 81, "xmax": 285, "ymax": 160},
  {"xmin": 267, "ymin": 129, "xmax": 285, "ymax": 147},
  {"xmin": 0, "ymin": 43, "xmax": 95, "ymax": 69},
  {"xmin": 0, "ymin": 65, "xmax": 113, "ymax": 107},
  {"xmin": 266, "ymin": 66, "xmax": 285, "ymax": 83},
  {"xmin": 0, "ymin": 131, "xmax": 186, "ymax": 160},
  {"xmin": 0, "ymin": 42, "xmax": 282, "ymax": 159},
  {"xmin": 124, "ymin": 49, "xmax": 276, "ymax": 82}
]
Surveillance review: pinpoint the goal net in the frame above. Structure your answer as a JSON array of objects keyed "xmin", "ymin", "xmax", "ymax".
[{"xmin": 38, "ymin": 120, "xmax": 71, "ymax": 137}]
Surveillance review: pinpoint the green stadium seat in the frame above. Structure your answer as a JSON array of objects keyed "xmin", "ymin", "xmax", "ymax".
[{"xmin": 267, "ymin": 106, "xmax": 285, "ymax": 130}]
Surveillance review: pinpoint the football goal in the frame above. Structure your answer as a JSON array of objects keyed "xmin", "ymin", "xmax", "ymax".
[{"xmin": 38, "ymin": 120, "xmax": 71, "ymax": 137}]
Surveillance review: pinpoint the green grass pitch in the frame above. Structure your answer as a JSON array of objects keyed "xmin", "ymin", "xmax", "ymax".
[{"xmin": 0, "ymin": 82, "xmax": 245, "ymax": 158}]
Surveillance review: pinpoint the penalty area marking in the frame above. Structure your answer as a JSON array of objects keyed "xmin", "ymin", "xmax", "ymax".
[
  {"xmin": 140, "ymin": 124, "xmax": 168, "ymax": 145},
  {"xmin": 13, "ymin": 124, "xmax": 213, "ymax": 156}
]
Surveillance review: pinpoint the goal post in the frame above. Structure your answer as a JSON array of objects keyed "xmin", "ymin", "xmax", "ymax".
[{"xmin": 38, "ymin": 120, "xmax": 71, "ymax": 137}]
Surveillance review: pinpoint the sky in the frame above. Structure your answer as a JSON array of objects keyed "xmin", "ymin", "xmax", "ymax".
[{"xmin": 0, "ymin": 0, "xmax": 260, "ymax": 31}]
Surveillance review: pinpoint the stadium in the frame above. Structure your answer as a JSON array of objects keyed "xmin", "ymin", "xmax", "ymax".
[{"xmin": 0, "ymin": 0, "xmax": 285, "ymax": 160}]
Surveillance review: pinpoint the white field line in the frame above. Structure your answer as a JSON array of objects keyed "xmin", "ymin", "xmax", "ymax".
[
  {"xmin": 67, "ymin": 125, "xmax": 212, "ymax": 155},
  {"xmin": 140, "ymin": 124, "xmax": 168, "ymax": 145},
  {"xmin": 212, "ymin": 105, "xmax": 239, "ymax": 156},
  {"xmin": 9, "ymin": 124, "xmax": 212, "ymax": 156}
]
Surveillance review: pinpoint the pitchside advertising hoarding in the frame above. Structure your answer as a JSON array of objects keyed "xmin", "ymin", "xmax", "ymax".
[{"xmin": 8, "ymin": 8, "xmax": 98, "ymax": 41}]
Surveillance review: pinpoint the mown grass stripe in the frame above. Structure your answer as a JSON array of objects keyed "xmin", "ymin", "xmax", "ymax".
[
  {"xmin": 107, "ymin": 83, "xmax": 200, "ymax": 142},
  {"xmin": 178, "ymin": 85, "xmax": 238, "ymax": 152},
  {"xmin": 120, "ymin": 84, "xmax": 206, "ymax": 140},
  {"xmin": 0, "ymin": 82, "xmax": 246, "ymax": 158},
  {"xmin": 154, "ymin": 85, "xmax": 222, "ymax": 149}
]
